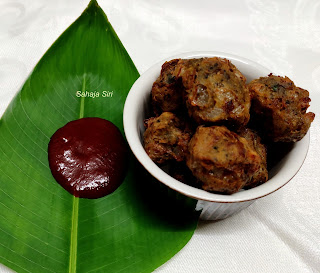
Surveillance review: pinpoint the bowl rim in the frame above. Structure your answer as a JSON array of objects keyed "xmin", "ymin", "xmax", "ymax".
[{"xmin": 123, "ymin": 51, "xmax": 310, "ymax": 203}]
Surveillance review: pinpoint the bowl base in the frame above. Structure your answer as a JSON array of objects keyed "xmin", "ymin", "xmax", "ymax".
[{"xmin": 196, "ymin": 200, "xmax": 255, "ymax": 220}]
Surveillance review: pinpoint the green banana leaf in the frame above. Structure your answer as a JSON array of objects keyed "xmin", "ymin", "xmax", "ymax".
[{"xmin": 0, "ymin": 1, "xmax": 199, "ymax": 272}]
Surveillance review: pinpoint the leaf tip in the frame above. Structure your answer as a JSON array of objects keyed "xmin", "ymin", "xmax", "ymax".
[
  {"xmin": 87, "ymin": 0, "xmax": 99, "ymax": 8},
  {"xmin": 84, "ymin": 0, "xmax": 109, "ymax": 22}
]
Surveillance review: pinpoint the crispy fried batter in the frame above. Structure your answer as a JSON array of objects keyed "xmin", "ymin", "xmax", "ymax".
[
  {"xmin": 248, "ymin": 74, "xmax": 315, "ymax": 142},
  {"xmin": 169, "ymin": 162, "xmax": 198, "ymax": 188},
  {"xmin": 238, "ymin": 128, "xmax": 268, "ymax": 188},
  {"xmin": 143, "ymin": 112, "xmax": 192, "ymax": 164},
  {"xmin": 186, "ymin": 126, "xmax": 261, "ymax": 194},
  {"xmin": 179, "ymin": 57, "xmax": 250, "ymax": 127},
  {"xmin": 151, "ymin": 59, "xmax": 183, "ymax": 115},
  {"xmin": 151, "ymin": 57, "xmax": 250, "ymax": 127}
]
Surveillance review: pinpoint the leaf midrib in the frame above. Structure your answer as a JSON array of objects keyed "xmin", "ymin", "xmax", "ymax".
[
  {"xmin": 69, "ymin": 197, "xmax": 79, "ymax": 273},
  {"xmin": 68, "ymin": 73, "xmax": 86, "ymax": 273}
]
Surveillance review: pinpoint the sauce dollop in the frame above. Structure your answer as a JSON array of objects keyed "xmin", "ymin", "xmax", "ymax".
[{"xmin": 48, "ymin": 117, "xmax": 128, "ymax": 199}]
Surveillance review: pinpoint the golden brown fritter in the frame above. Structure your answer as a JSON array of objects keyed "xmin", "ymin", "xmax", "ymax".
[
  {"xmin": 186, "ymin": 126, "xmax": 261, "ymax": 194},
  {"xmin": 248, "ymin": 74, "xmax": 315, "ymax": 142},
  {"xmin": 179, "ymin": 57, "xmax": 250, "ymax": 127},
  {"xmin": 143, "ymin": 112, "xmax": 192, "ymax": 164},
  {"xmin": 169, "ymin": 162, "xmax": 198, "ymax": 188},
  {"xmin": 151, "ymin": 59, "xmax": 183, "ymax": 115},
  {"xmin": 238, "ymin": 128, "xmax": 268, "ymax": 189}
]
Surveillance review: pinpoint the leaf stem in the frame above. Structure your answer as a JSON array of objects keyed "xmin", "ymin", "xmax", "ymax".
[
  {"xmin": 69, "ymin": 73, "xmax": 86, "ymax": 273},
  {"xmin": 79, "ymin": 73, "xmax": 86, "ymax": 119},
  {"xmin": 69, "ymin": 196, "xmax": 79, "ymax": 273}
]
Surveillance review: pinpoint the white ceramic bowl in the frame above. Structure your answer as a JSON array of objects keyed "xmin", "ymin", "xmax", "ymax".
[{"xmin": 123, "ymin": 51, "xmax": 310, "ymax": 220}]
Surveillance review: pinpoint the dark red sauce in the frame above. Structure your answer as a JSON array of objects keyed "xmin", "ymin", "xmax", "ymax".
[{"xmin": 48, "ymin": 117, "xmax": 128, "ymax": 199}]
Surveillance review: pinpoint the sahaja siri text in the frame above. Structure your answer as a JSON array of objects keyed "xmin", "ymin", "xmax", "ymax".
[{"xmin": 76, "ymin": 90, "xmax": 114, "ymax": 98}]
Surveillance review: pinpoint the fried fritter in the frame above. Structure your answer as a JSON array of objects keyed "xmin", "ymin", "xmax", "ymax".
[
  {"xmin": 169, "ymin": 162, "xmax": 198, "ymax": 188},
  {"xmin": 179, "ymin": 57, "xmax": 250, "ymax": 127},
  {"xmin": 143, "ymin": 112, "xmax": 192, "ymax": 164},
  {"xmin": 238, "ymin": 128, "xmax": 268, "ymax": 188},
  {"xmin": 151, "ymin": 59, "xmax": 183, "ymax": 115},
  {"xmin": 248, "ymin": 74, "xmax": 315, "ymax": 142},
  {"xmin": 186, "ymin": 126, "xmax": 261, "ymax": 194}
]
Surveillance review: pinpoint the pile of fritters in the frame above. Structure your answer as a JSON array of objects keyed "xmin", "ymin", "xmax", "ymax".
[{"xmin": 144, "ymin": 57, "xmax": 315, "ymax": 194}]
